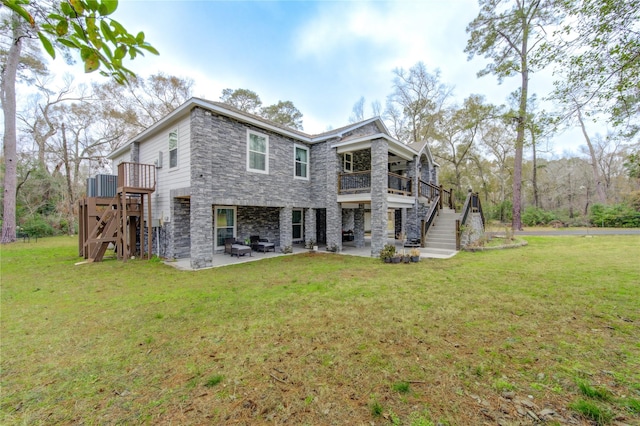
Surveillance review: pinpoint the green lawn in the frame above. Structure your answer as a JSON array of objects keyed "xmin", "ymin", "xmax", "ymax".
[{"xmin": 1, "ymin": 235, "xmax": 639, "ymax": 425}]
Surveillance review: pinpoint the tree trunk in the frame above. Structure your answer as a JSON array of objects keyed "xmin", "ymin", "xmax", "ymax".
[
  {"xmin": 61, "ymin": 124, "xmax": 76, "ymax": 236},
  {"xmin": 576, "ymin": 105, "xmax": 607, "ymax": 204},
  {"xmin": 512, "ymin": 82, "xmax": 527, "ymax": 230},
  {"xmin": 512, "ymin": 14, "xmax": 530, "ymax": 232},
  {"xmin": 532, "ymin": 133, "xmax": 539, "ymax": 209},
  {"xmin": 1, "ymin": 14, "xmax": 23, "ymax": 243}
]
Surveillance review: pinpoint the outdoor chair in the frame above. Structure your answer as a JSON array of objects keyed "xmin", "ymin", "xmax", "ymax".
[
  {"xmin": 224, "ymin": 237, "xmax": 235, "ymax": 255},
  {"xmin": 250, "ymin": 235, "xmax": 275, "ymax": 253}
]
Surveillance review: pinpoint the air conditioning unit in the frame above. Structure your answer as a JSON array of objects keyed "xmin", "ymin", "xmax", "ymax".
[{"xmin": 96, "ymin": 174, "xmax": 118, "ymax": 197}]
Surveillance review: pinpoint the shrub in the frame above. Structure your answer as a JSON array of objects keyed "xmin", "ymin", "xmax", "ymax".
[
  {"xmin": 522, "ymin": 207, "xmax": 557, "ymax": 226},
  {"xmin": 21, "ymin": 215, "xmax": 54, "ymax": 237},
  {"xmin": 379, "ymin": 244, "xmax": 396, "ymax": 261},
  {"xmin": 590, "ymin": 203, "xmax": 640, "ymax": 228}
]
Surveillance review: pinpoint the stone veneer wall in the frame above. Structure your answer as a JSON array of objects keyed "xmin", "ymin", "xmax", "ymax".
[
  {"xmin": 190, "ymin": 108, "xmax": 215, "ymax": 269},
  {"xmin": 370, "ymin": 138, "xmax": 389, "ymax": 256},
  {"xmin": 237, "ymin": 206, "xmax": 280, "ymax": 246},
  {"xmin": 354, "ymin": 205, "xmax": 365, "ymax": 248},
  {"xmin": 304, "ymin": 208, "xmax": 316, "ymax": 246},
  {"xmin": 279, "ymin": 207, "xmax": 293, "ymax": 249},
  {"xmin": 342, "ymin": 209, "xmax": 355, "ymax": 231},
  {"xmin": 323, "ymin": 144, "xmax": 342, "ymax": 251},
  {"xmin": 348, "ymin": 150, "xmax": 371, "ymax": 173},
  {"xmin": 171, "ymin": 197, "xmax": 191, "ymax": 259},
  {"xmin": 461, "ymin": 212, "xmax": 484, "ymax": 247}
]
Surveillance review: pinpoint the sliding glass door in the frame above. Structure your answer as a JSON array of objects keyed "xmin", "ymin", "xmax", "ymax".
[{"xmin": 214, "ymin": 206, "xmax": 236, "ymax": 250}]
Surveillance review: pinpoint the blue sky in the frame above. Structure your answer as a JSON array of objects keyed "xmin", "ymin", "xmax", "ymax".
[
  {"xmin": 49, "ymin": 0, "xmax": 589, "ymax": 153},
  {"xmin": 110, "ymin": 0, "xmax": 514, "ymax": 131}
]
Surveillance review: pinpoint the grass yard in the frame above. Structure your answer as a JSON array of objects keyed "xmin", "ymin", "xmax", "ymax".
[{"xmin": 1, "ymin": 235, "xmax": 639, "ymax": 425}]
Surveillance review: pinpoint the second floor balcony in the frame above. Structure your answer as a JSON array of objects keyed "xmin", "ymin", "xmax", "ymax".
[{"xmin": 338, "ymin": 171, "xmax": 413, "ymax": 199}]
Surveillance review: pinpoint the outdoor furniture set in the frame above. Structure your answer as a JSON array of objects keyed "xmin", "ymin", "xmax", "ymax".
[{"xmin": 224, "ymin": 236, "xmax": 275, "ymax": 257}]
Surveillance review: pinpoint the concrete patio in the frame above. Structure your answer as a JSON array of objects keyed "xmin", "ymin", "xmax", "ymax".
[{"xmin": 164, "ymin": 237, "xmax": 457, "ymax": 271}]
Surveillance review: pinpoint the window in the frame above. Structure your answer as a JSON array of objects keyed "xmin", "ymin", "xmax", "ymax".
[
  {"xmin": 247, "ymin": 130, "xmax": 268, "ymax": 173},
  {"xmin": 294, "ymin": 144, "xmax": 309, "ymax": 179},
  {"xmin": 214, "ymin": 206, "xmax": 236, "ymax": 250},
  {"xmin": 292, "ymin": 209, "xmax": 303, "ymax": 242},
  {"xmin": 169, "ymin": 129, "xmax": 178, "ymax": 168},
  {"xmin": 344, "ymin": 152, "xmax": 353, "ymax": 173}
]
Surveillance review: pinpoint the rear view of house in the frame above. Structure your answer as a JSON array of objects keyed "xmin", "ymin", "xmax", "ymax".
[{"xmin": 104, "ymin": 97, "xmax": 467, "ymax": 270}]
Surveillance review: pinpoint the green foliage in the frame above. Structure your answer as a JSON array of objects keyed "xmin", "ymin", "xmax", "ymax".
[
  {"xmin": 379, "ymin": 243, "xmax": 396, "ymax": 261},
  {"xmin": 553, "ymin": 0, "xmax": 640, "ymax": 129},
  {"xmin": 569, "ymin": 399, "xmax": 613, "ymax": 425},
  {"xmin": 204, "ymin": 374, "xmax": 224, "ymax": 388},
  {"xmin": 260, "ymin": 100, "xmax": 304, "ymax": 130},
  {"xmin": 577, "ymin": 380, "xmax": 612, "ymax": 401},
  {"xmin": 590, "ymin": 203, "xmax": 640, "ymax": 227},
  {"xmin": 391, "ymin": 381, "xmax": 410, "ymax": 393},
  {"xmin": 20, "ymin": 215, "xmax": 54, "ymax": 237},
  {"xmin": 370, "ymin": 401, "xmax": 383, "ymax": 417},
  {"xmin": 485, "ymin": 200, "xmax": 512, "ymax": 223},
  {"xmin": 623, "ymin": 398, "xmax": 640, "ymax": 414},
  {"xmin": 522, "ymin": 207, "xmax": 557, "ymax": 226},
  {"xmin": 625, "ymin": 191, "xmax": 640, "ymax": 212},
  {"xmin": 493, "ymin": 378, "xmax": 516, "ymax": 393},
  {"xmin": 624, "ymin": 152, "xmax": 640, "ymax": 179},
  {"xmin": 6, "ymin": 0, "xmax": 159, "ymax": 83}
]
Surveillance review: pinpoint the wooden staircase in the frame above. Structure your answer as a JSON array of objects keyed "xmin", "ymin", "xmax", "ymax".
[
  {"xmin": 423, "ymin": 207, "xmax": 458, "ymax": 257},
  {"xmin": 78, "ymin": 162, "xmax": 156, "ymax": 264},
  {"xmin": 86, "ymin": 201, "xmax": 118, "ymax": 262}
]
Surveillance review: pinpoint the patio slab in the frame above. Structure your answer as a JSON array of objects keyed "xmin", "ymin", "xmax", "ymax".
[{"xmin": 164, "ymin": 238, "xmax": 457, "ymax": 271}]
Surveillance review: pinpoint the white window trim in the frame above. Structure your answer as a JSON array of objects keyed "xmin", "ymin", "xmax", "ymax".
[
  {"xmin": 344, "ymin": 152, "xmax": 353, "ymax": 173},
  {"xmin": 293, "ymin": 144, "xmax": 310, "ymax": 180},
  {"xmin": 169, "ymin": 128, "xmax": 178, "ymax": 169},
  {"xmin": 214, "ymin": 205, "xmax": 237, "ymax": 251},
  {"xmin": 246, "ymin": 130, "xmax": 269, "ymax": 174}
]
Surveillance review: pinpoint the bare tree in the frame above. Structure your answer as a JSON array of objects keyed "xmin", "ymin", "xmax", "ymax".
[
  {"xmin": 385, "ymin": 62, "xmax": 453, "ymax": 144},
  {"xmin": 349, "ymin": 96, "xmax": 365, "ymax": 123}
]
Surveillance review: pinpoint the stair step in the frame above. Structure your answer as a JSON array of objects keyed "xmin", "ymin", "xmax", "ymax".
[
  {"xmin": 425, "ymin": 242, "xmax": 457, "ymax": 250},
  {"xmin": 420, "ymin": 247, "xmax": 458, "ymax": 258}
]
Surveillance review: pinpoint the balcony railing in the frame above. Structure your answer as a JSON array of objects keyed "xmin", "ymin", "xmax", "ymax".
[
  {"xmin": 387, "ymin": 172, "xmax": 412, "ymax": 196},
  {"xmin": 117, "ymin": 162, "xmax": 156, "ymax": 193},
  {"xmin": 338, "ymin": 171, "xmax": 371, "ymax": 194},
  {"xmin": 338, "ymin": 171, "xmax": 412, "ymax": 196}
]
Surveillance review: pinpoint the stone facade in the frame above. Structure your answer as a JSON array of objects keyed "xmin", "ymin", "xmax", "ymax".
[
  {"xmin": 116, "ymin": 100, "xmax": 445, "ymax": 268},
  {"xmin": 237, "ymin": 206, "xmax": 280, "ymax": 246},
  {"xmin": 171, "ymin": 197, "xmax": 191, "ymax": 259},
  {"xmin": 354, "ymin": 205, "xmax": 365, "ymax": 248},
  {"xmin": 461, "ymin": 212, "xmax": 484, "ymax": 247},
  {"xmin": 370, "ymin": 138, "xmax": 389, "ymax": 256},
  {"xmin": 190, "ymin": 108, "xmax": 215, "ymax": 269}
]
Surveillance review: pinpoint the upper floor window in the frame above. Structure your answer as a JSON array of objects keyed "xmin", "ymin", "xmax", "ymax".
[
  {"xmin": 344, "ymin": 152, "xmax": 353, "ymax": 172},
  {"xmin": 169, "ymin": 129, "xmax": 178, "ymax": 168},
  {"xmin": 294, "ymin": 144, "xmax": 309, "ymax": 179},
  {"xmin": 247, "ymin": 130, "xmax": 269, "ymax": 173}
]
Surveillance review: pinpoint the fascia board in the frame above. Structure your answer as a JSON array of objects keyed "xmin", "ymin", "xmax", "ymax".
[
  {"xmin": 108, "ymin": 98, "xmax": 316, "ymax": 159},
  {"xmin": 332, "ymin": 133, "xmax": 416, "ymax": 161}
]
